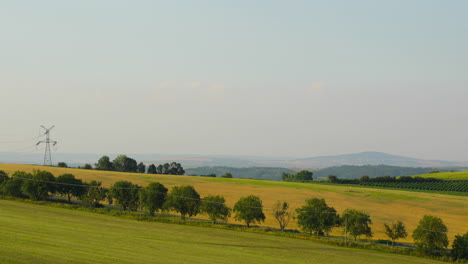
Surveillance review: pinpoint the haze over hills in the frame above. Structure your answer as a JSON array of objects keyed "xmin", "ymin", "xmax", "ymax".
[{"xmin": 1, "ymin": 151, "xmax": 467, "ymax": 170}]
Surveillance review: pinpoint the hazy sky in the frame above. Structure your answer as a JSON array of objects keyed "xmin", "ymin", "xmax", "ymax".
[{"xmin": 1, "ymin": 0, "xmax": 467, "ymax": 161}]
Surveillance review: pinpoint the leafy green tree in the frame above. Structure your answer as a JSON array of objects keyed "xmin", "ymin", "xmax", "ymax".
[
  {"xmin": 109, "ymin": 181, "xmax": 140, "ymax": 211},
  {"xmin": 327, "ymin": 175, "xmax": 338, "ymax": 183},
  {"xmin": 452, "ymin": 232, "xmax": 468, "ymax": 261},
  {"xmin": 282, "ymin": 170, "xmax": 313, "ymax": 182},
  {"xmin": 137, "ymin": 162, "xmax": 146, "ymax": 173},
  {"xmin": 2, "ymin": 171, "xmax": 29, "ymax": 197},
  {"xmin": 155, "ymin": 162, "xmax": 185, "ymax": 175},
  {"xmin": 82, "ymin": 164, "xmax": 93, "ymax": 170},
  {"xmin": 165, "ymin": 185, "xmax": 201, "ymax": 220},
  {"xmin": 296, "ymin": 198, "xmax": 339, "ymax": 235},
  {"xmin": 201, "ymin": 195, "xmax": 231, "ymax": 224},
  {"xmin": 221, "ymin": 172, "xmax": 233, "ymax": 178},
  {"xmin": 55, "ymin": 174, "xmax": 86, "ymax": 203},
  {"xmin": 360, "ymin": 175, "xmax": 370, "ymax": 182},
  {"xmin": 342, "ymin": 209, "xmax": 373, "ymax": 241},
  {"xmin": 113, "ymin": 155, "xmax": 138, "ymax": 172},
  {"xmin": 384, "ymin": 221, "xmax": 407, "ymax": 246},
  {"xmin": 140, "ymin": 182, "xmax": 168, "ymax": 216},
  {"xmin": 412, "ymin": 215, "xmax": 448, "ymax": 256},
  {"xmin": 0, "ymin": 170, "xmax": 9, "ymax": 185},
  {"xmin": 95, "ymin": 156, "xmax": 114, "ymax": 171},
  {"xmin": 147, "ymin": 164, "xmax": 157, "ymax": 174},
  {"xmin": 21, "ymin": 170, "xmax": 56, "ymax": 200},
  {"xmin": 80, "ymin": 180, "xmax": 107, "ymax": 208},
  {"xmin": 233, "ymin": 195, "xmax": 265, "ymax": 227},
  {"xmin": 57, "ymin": 162, "xmax": 68, "ymax": 168},
  {"xmin": 273, "ymin": 201, "xmax": 293, "ymax": 231}
]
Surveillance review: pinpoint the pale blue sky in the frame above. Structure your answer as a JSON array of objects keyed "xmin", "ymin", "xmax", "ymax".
[{"xmin": 1, "ymin": 1, "xmax": 467, "ymax": 160}]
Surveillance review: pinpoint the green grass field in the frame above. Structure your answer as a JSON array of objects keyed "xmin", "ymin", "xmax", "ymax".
[
  {"xmin": 412, "ymin": 171, "xmax": 468, "ymax": 180},
  {"xmin": 1, "ymin": 164, "xmax": 467, "ymax": 243},
  {"xmin": 0, "ymin": 199, "xmax": 446, "ymax": 264}
]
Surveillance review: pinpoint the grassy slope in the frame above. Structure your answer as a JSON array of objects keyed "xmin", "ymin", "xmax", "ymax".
[
  {"xmin": 1, "ymin": 164, "xmax": 467, "ymax": 243},
  {"xmin": 412, "ymin": 171, "xmax": 468, "ymax": 180},
  {"xmin": 0, "ymin": 200, "xmax": 445, "ymax": 264}
]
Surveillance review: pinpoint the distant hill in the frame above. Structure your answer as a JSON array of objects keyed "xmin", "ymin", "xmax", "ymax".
[
  {"xmin": 275, "ymin": 152, "xmax": 468, "ymax": 169},
  {"xmin": 313, "ymin": 165, "xmax": 450, "ymax": 180},
  {"xmin": 185, "ymin": 166, "xmax": 295, "ymax": 181}
]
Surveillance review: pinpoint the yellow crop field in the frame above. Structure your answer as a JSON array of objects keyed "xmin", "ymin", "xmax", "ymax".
[
  {"xmin": 1, "ymin": 163, "xmax": 467, "ymax": 244},
  {"xmin": 412, "ymin": 171, "xmax": 468, "ymax": 180}
]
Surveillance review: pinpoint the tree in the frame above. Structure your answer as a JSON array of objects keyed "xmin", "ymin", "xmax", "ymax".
[
  {"xmin": 233, "ymin": 195, "xmax": 265, "ymax": 227},
  {"xmin": 452, "ymin": 232, "xmax": 468, "ymax": 261},
  {"xmin": 412, "ymin": 215, "xmax": 448, "ymax": 256},
  {"xmin": 0, "ymin": 170, "xmax": 9, "ymax": 185},
  {"xmin": 201, "ymin": 195, "xmax": 231, "ymax": 224},
  {"xmin": 113, "ymin": 155, "xmax": 138, "ymax": 172},
  {"xmin": 155, "ymin": 162, "xmax": 185, "ymax": 175},
  {"xmin": 140, "ymin": 182, "xmax": 168, "ymax": 216},
  {"xmin": 360, "ymin": 175, "xmax": 370, "ymax": 183},
  {"xmin": 296, "ymin": 198, "xmax": 339, "ymax": 235},
  {"xmin": 57, "ymin": 162, "xmax": 68, "ymax": 168},
  {"xmin": 82, "ymin": 164, "xmax": 93, "ymax": 170},
  {"xmin": 95, "ymin": 156, "xmax": 114, "ymax": 171},
  {"xmin": 384, "ymin": 221, "xmax": 407, "ymax": 246},
  {"xmin": 221, "ymin": 172, "xmax": 233, "ymax": 178},
  {"xmin": 80, "ymin": 180, "xmax": 107, "ymax": 208},
  {"xmin": 341, "ymin": 209, "xmax": 373, "ymax": 241},
  {"xmin": 327, "ymin": 175, "xmax": 338, "ymax": 183},
  {"xmin": 273, "ymin": 201, "xmax": 293, "ymax": 231},
  {"xmin": 109, "ymin": 181, "xmax": 140, "ymax": 211},
  {"xmin": 147, "ymin": 164, "xmax": 157, "ymax": 174},
  {"xmin": 55, "ymin": 174, "xmax": 86, "ymax": 203},
  {"xmin": 164, "ymin": 185, "xmax": 201, "ymax": 220},
  {"xmin": 2, "ymin": 171, "xmax": 29, "ymax": 197},
  {"xmin": 295, "ymin": 170, "xmax": 313, "ymax": 181},
  {"xmin": 137, "ymin": 162, "xmax": 146, "ymax": 173},
  {"xmin": 21, "ymin": 170, "xmax": 56, "ymax": 200}
]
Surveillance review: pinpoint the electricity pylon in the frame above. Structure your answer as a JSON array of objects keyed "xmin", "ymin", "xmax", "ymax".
[{"xmin": 36, "ymin": 125, "xmax": 57, "ymax": 166}]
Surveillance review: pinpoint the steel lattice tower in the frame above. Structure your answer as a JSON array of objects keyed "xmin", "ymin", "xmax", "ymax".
[{"xmin": 36, "ymin": 125, "xmax": 57, "ymax": 166}]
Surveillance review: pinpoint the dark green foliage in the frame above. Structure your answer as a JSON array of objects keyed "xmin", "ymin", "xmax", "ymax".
[
  {"xmin": 155, "ymin": 162, "xmax": 185, "ymax": 175},
  {"xmin": 342, "ymin": 209, "xmax": 373, "ymax": 241},
  {"xmin": 80, "ymin": 180, "xmax": 107, "ymax": 208},
  {"xmin": 140, "ymin": 182, "xmax": 168, "ymax": 216},
  {"xmin": 233, "ymin": 195, "xmax": 266, "ymax": 227},
  {"xmin": 185, "ymin": 166, "xmax": 295, "ymax": 180},
  {"xmin": 384, "ymin": 221, "xmax": 407, "ymax": 246},
  {"xmin": 0, "ymin": 170, "xmax": 9, "ymax": 185},
  {"xmin": 137, "ymin": 162, "xmax": 146, "ymax": 173},
  {"xmin": 221, "ymin": 172, "xmax": 233, "ymax": 178},
  {"xmin": 95, "ymin": 156, "xmax": 114, "ymax": 171},
  {"xmin": 147, "ymin": 164, "xmax": 157, "ymax": 174},
  {"xmin": 57, "ymin": 162, "xmax": 68, "ymax": 168},
  {"xmin": 109, "ymin": 181, "xmax": 140, "ymax": 211},
  {"xmin": 273, "ymin": 201, "xmax": 292, "ymax": 231},
  {"xmin": 361, "ymin": 180, "xmax": 468, "ymax": 193},
  {"xmin": 113, "ymin": 155, "xmax": 138, "ymax": 173},
  {"xmin": 327, "ymin": 175, "xmax": 338, "ymax": 183},
  {"xmin": 2, "ymin": 171, "xmax": 29, "ymax": 197},
  {"xmin": 82, "ymin": 164, "xmax": 93, "ymax": 170},
  {"xmin": 165, "ymin": 185, "xmax": 201, "ymax": 220},
  {"xmin": 452, "ymin": 232, "xmax": 468, "ymax": 261},
  {"xmin": 201, "ymin": 195, "xmax": 231, "ymax": 224},
  {"xmin": 282, "ymin": 170, "xmax": 313, "ymax": 182},
  {"xmin": 412, "ymin": 215, "xmax": 448, "ymax": 256},
  {"xmin": 21, "ymin": 170, "xmax": 56, "ymax": 200},
  {"xmin": 296, "ymin": 198, "xmax": 339, "ymax": 235},
  {"xmin": 55, "ymin": 174, "xmax": 86, "ymax": 203}
]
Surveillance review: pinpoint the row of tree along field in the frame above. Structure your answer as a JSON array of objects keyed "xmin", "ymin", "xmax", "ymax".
[{"xmin": 0, "ymin": 169, "xmax": 467, "ymax": 261}]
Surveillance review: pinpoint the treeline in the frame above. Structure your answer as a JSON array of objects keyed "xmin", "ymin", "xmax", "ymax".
[
  {"xmin": 282, "ymin": 170, "xmax": 313, "ymax": 182},
  {"xmin": 67, "ymin": 155, "xmax": 185, "ymax": 175},
  {"xmin": 0, "ymin": 169, "xmax": 467, "ymax": 261},
  {"xmin": 314, "ymin": 165, "xmax": 449, "ymax": 180},
  {"xmin": 185, "ymin": 166, "xmax": 296, "ymax": 180},
  {"xmin": 326, "ymin": 175, "xmax": 445, "ymax": 184}
]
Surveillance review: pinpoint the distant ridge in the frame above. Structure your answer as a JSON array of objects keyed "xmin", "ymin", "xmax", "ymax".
[{"xmin": 279, "ymin": 151, "xmax": 467, "ymax": 169}]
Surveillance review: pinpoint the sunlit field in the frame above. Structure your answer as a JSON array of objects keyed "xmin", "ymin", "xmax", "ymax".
[
  {"xmin": 1, "ymin": 163, "xmax": 467, "ymax": 243},
  {"xmin": 0, "ymin": 199, "xmax": 447, "ymax": 264},
  {"xmin": 412, "ymin": 171, "xmax": 468, "ymax": 180}
]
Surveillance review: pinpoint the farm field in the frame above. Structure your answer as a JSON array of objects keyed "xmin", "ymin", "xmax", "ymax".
[
  {"xmin": 1, "ymin": 164, "xmax": 467, "ymax": 243},
  {"xmin": 0, "ymin": 199, "xmax": 447, "ymax": 264},
  {"xmin": 412, "ymin": 171, "xmax": 468, "ymax": 180}
]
